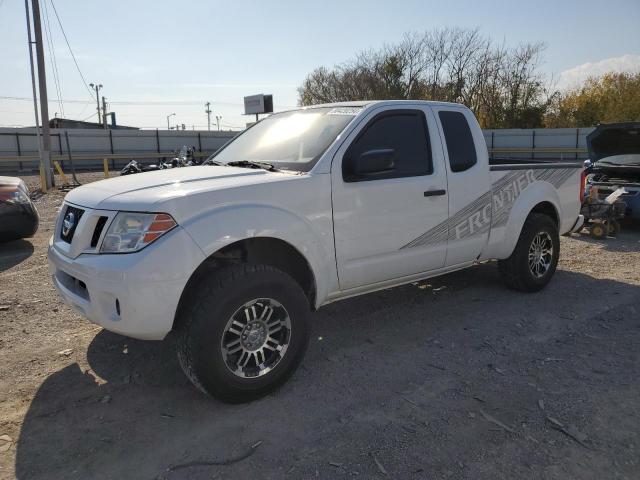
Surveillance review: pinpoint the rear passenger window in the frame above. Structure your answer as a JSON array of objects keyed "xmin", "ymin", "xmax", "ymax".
[
  {"xmin": 343, "ymin": 110, "xmax": 432, "ymax": 182},
  {"xmin": 438, "ymin": 111, "xmax": 477, "ymax": 172}
]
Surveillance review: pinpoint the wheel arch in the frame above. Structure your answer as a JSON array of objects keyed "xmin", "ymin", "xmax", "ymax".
[
  {"xmin": 487, "ymin": 181, "xmax": 563, "ymax": 260},
  {"xmin": 172, "ymin": 236, "xmax": 317, "ymax": 332},
  {"xmin": 502, "ymin": 197, "xmax": 561, "ymax": 258},
  {"xmin": 529, "ymin": 201, "xmax": 559, "ymax": 227}
]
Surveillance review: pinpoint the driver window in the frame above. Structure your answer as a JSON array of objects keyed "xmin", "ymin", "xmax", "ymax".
[{"xmin": 342, "ymin": 110, "xmax": 432, "ymax": 182}]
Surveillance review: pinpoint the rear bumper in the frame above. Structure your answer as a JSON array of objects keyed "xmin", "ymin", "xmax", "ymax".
[{"xmin": 47, "ymin": 226, "xmax": 205, "ymax": 340}]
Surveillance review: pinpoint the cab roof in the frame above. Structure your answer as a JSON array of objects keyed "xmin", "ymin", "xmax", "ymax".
[{"xmin": 297, "ymin": 100, "xmax": 467, "ymax": 110}]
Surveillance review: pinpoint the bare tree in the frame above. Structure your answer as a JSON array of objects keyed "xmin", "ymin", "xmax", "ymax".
[{"xmin": 297, "ymin": 27, "xmax": 551, "ymax": 128}]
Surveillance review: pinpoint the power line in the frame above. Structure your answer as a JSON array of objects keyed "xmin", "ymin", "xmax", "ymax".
[
  {"xmin": 41, "ymin": 0, "xmax": 64, "ymax": 117},
  {"xmin": 80, "ymin": 111, "xmax": 98, "ymax": 121},
  {"xmin": 49, "ymin": 0, "xmax": 94, "ymax": 100},
  {"xmin": 1, "ymin": 96, "xmax": 296, "ymax": 109},
  {"xmin": 0, "ymin": 96, "xmax": 255, "ymax": 107}
]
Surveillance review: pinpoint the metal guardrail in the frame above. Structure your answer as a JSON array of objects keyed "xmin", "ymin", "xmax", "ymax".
[
  {"xmin": 0, "ymin": 151, "xmax": 213, "ymax": 164},
  {"xmin": 0, "ymin": 147, "xmax": 588, "ymax": 165}
]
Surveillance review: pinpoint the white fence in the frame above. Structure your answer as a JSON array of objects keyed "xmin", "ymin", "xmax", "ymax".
[
  {"xmin": 0, "ymin": 128, "xmax": 238, "ymax": 173},
  {"xmin": 483, "ymin": 127, "xmax": 593, "ymax": 161},
  {"xmin": 0, "ymin": 126, "xmax": 593, "ymax": 173}
]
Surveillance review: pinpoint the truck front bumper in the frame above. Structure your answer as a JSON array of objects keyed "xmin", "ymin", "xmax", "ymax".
[{"xmin": 48, "ymin": 227, "xmax": 206, "ymax": 340}]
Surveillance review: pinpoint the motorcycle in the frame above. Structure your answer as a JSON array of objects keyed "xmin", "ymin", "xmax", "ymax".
[{"xmin": 120, "ymin": 146, "xmax": 199, "ymax": 175}]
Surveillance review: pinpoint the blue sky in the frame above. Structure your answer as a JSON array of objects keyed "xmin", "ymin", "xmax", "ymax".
[{"xmin": 1, "ymin": 0, "xmax": 639, "ymax": 129}]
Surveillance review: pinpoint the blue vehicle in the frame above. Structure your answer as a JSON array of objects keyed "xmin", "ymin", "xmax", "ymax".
[{"xmin": 585, "ymin": 122, "xmax": 640, "ymax": 222}]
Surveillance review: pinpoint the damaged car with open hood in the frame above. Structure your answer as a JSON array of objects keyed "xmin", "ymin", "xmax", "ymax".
[{"xmin": 584, "ymin": 122, "xmax": 640, "ymax": 223}]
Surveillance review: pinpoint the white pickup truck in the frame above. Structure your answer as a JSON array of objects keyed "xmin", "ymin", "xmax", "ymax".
[{"xmin": 49, "ymin": 101, "xmax": 585, "ymax": 402}]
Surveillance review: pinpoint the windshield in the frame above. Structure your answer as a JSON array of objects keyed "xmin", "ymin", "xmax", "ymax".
[{"xmin": 205, "ymin": 106, "xmax": 361, "ymax": 171}]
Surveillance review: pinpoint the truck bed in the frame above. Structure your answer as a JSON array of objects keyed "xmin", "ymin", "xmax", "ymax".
[{"xmin": 489, "ymin": 157, "xmax": 583, "ymax": 170}]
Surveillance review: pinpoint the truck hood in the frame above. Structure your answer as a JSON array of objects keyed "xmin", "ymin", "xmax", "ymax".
[
  {"xmin": 64, "ymin": 166, "xmax": 289, "ymax": 211},
  {"xmin": 587, "ymin": 122, "xmax": 640, "ymax": 162}
]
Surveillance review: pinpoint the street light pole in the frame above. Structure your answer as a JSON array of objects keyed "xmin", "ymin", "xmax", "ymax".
[
  {"xmin": 215, "ymin": 115, "xmax": 221, "ymax": 131},
  {"xmin": 166, "ymin": 113, "xmax": 175, "ymax": 130}
]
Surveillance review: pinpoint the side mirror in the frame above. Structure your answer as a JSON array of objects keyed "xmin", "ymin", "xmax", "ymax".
[{"xmin": 345, "ymin": 149, "xmax": 396, "ymax": 181}]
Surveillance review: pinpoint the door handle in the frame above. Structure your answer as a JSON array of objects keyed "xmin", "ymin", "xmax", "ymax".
[{"xmin": 423, "ymin": 189, "xmax": 446, "ymax": 197}]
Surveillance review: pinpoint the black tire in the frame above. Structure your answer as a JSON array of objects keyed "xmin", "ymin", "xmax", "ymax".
[
  {"xmin": 176, "ymin": 264, "xmax": 310, "ymax": 403},
  {"xmin": 590, "ymin": 223, "xmax": 606, "ymax": 239},
  {"xmin": 607, "ymin": 219, "xmax": 621, "ymax": 237},
  {"xmin": 498, "ymin": 213, "xmax": 560, "ymax": 292}
]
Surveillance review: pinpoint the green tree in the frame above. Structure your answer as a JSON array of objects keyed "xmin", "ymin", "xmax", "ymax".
[{"xmin": 545, "ymin": 72, "xmax": 640, "ymax": 127}]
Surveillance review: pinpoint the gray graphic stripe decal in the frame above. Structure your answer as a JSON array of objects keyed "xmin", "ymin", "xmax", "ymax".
[
  {"xmin": 492, "ymin": 168, "xmax": 576, "ymax": 228},
  {"xmin": 400, "ymin": 168, "xmax": 576, "ymax": 250},
  {"xmin": 402, "ymin": 171, "xmax": 520, "ymax": 249}
]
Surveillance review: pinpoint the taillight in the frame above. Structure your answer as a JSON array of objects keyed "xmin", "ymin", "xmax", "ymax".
[{"xmin": 579, "ymin": 170, "xmax": 586, "ymax": 202}]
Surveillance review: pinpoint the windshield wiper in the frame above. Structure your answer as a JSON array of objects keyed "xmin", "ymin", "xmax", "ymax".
[{"xmin": 226, "ymin": 160, "xmax": 279, "ymax": 171}]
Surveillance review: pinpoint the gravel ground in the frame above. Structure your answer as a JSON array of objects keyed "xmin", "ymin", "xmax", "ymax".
[{"xmin": 0, "ymin": 172, "xmax": 639, "ymax": 480}]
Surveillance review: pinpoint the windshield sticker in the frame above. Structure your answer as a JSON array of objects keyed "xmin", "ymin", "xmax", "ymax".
[{"xmin": 327, "ymin": 107, "xmax": 362, "ymax": 116}]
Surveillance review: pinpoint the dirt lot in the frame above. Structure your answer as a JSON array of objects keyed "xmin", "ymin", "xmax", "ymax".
[{"xmin": 1, "ymin": 172, "xmax": 639, "ymax": 480}]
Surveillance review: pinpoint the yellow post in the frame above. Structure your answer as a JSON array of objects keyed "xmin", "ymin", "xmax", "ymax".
[
  {"xmin": 103, "ymin": 158, "xmax": 110, "ymax": 178},
  {"xmin": 39, "ymin": 163, "xmax": 47, "ymax": 192},
  {"xmin": 53, "ymin": 161, "xmax": 69, "ymax": 185}
]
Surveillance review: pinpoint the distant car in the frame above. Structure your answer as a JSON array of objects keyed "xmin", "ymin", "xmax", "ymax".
[
  {"xmin": 0, "ymin": 176, "xmax": 39, "ymax": 242},
  {"xmin": 585, "ymin": 122, "xmax": 640, "ymax": 221}
]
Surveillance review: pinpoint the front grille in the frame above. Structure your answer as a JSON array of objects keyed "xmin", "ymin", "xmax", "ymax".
[
  {"xmin": 60, "ymin": 205, "xmax": 84, "ymax": 244},
  {"xmin": 91, "ymin": 216, "xmax": 108, "ymax": 247}
]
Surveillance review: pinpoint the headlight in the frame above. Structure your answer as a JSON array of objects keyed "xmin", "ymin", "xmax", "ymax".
[
  {"xmin": 100, "ymin": 212, "xmax": 177, "ymax": 253},
  {"xmin": 0, "ymin": 189, "xmax": 31, "ymax": 204}
]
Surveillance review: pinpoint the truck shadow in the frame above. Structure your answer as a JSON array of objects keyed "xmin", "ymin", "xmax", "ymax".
[
  {"xmin": 14, "ymin": 264, "xmax": 640, "ymax": 479},
  {"xmin": 0, "ymin": 239, "xmax": 34, "ymax": 273}
]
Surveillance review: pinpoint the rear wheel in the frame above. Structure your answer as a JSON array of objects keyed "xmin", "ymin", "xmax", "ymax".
[
  {"xmin": 176, "ymin": 264, "xmax": 310, "ymax": 403},
  {"xmin": 498, "ymin": 213, "xmax": 560, "ymax": 292}
]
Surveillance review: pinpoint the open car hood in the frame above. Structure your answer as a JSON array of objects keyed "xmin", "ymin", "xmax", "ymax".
[{"xmin": 587, "ymin": 122, "xmax": 640, "ymax": 162}]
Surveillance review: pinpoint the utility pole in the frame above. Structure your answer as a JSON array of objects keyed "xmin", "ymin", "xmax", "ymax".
[
  {"xmin": 205, "ymin": 102, "xmax": 212, "ymax": 131},
  {"xmin": 30, "ymin": 0, "xmax": 53, "ymax": 189},
  {"xmin": 215, "ymin": 115, "xmax": 221, "ymax": 131},
  {"xmin": 89, "ymin": 83, "xmax": 102, "ymax": 124},
  {"xmin": 101, "ymin": 96, "xmax": 108, "ymax": 129},
  {"xmin": 24, "ymin": 0, "xmax": 42, "ymax": 175}
]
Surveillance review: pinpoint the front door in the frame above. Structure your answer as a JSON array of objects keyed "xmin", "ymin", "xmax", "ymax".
[{"xmin": 331, "ymin": 106, "xmax": 449, "ymax": 290}]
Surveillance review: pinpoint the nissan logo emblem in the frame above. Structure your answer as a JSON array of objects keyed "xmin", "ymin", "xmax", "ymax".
[{"xmin": 62, "ymin": 211, "xmax": 75, "ymax": 237}]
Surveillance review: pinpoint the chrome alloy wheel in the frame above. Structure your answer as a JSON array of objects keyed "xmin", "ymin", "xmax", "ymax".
[
  {"xmin": 528, "ymin": 232, "xmax": 553, "ymax": 278},
  {"xmin": 220, "ymin": 298, "xmax": 292, "ymax": 378}
]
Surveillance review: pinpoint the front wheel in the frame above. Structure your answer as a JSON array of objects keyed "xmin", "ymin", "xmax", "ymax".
[
  {"xmin": 176, "ymin": 264, "xmax": 310, "ymax": 403},
  {"xmin": 498, "ymin": 213, "xmax": 560, "ymax": 292}
]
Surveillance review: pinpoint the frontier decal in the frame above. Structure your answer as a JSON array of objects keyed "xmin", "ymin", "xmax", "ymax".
[{"xmin": 401, "ymin": 168, "xmax": 576, "ymax": 250}]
